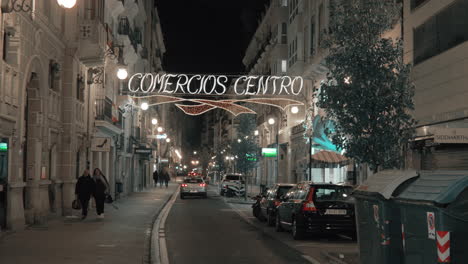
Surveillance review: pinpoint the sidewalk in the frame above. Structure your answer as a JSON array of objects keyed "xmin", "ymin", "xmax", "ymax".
[{"xmin": 0, "ymin": 183, "xmax": 178, "ymax": 264}]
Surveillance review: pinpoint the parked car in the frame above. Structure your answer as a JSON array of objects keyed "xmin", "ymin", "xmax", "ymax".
[
  {"xmin": 180, "ymin": 177, "xmax": 207, "ymax": 199},
  {"xmin": 275, "ymin": 182, "xmax": 356, "ymax": 240},
  {"xmin": 259, "ymin": 184, "xmax": 295, "ymax": 226},
  {"xmin": 219, "ymin": 173, "xmax": 245, "ymax": 197}
]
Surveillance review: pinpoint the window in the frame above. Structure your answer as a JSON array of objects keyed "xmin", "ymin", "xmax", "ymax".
[
  {"xmin": 318, "ymin": 3, "xmax": 325, "ymax": 45},
  {"xmin": 411, "ymin": 0, "xmax": 429, "ymax": 10},
  {"xmin": 76, "ymin": 75, "xmax": 85, "ymax": 102},
  {"xmin": 281, "ymin": 23, "xmax": 288, "ymax": 44},
  {"xmin": 277, "ymin": 186, "xmax": 293, "ymax": 198},
  {"xmin": 310, "ymin": 16, "xmax": 315, "ymax": 55},
  {"xmin": 414, "ymin": 0, "xmax": 468, "ymax": 64},
  {"xmin": 288, "ymin": 36, "xmax": 298, "ymax": 67},
  {"xmin": 289, "ymin": 0, "xmax": 299, "ymax": 23},
  {"xmin": 280, "ymin": 0, "xmax": 288, "ymax": 7},
  {"xmin": 281, "ymin": 60, "xmax": 287, "ymax": 72},
  {"xmin": 315, "ymin": 187, "xmax": 352, "ymax": 201},
  {"xmin": 184, "ymin": 178, "xmax": 203, "ymax": 183}
]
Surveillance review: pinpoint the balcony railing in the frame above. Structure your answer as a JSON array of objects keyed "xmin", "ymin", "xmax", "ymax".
[{"xmin": 95, "ymin": 97, "xmax": 113, "ymax": 122}]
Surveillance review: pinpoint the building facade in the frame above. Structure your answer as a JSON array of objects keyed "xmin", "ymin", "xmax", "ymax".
[{"xmin": 0, "ymin": 0, "xmax": 165, "ymax": 232}]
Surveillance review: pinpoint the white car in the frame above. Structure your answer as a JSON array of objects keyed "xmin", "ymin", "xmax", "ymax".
[
  {"xmin": 219, "ymin": 174, "xmax": 245, "ymax": 197},
  {"xmin": 180, "ymin": 177, "xmax": 207, "ymax": 199}
]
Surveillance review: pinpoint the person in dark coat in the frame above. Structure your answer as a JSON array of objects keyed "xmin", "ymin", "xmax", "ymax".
[
  {"xmin": 93, "ymin": 168, "xmax": 109, "ymax": 219},
  {"xmin": 75, "ymin": 169, "xmax": 95, "ymax": 220},
  {"xmin": 162, "ymin": 168, "xmax": 170, "ymax": 188},
  {"xmin": 153, "ymin": 170, "xmax": 159, "ymax": 187}
]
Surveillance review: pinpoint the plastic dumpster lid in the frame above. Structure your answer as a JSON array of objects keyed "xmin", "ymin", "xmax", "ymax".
[
  {"xmin": 354, "ymin": 170, "xmax": 418, "ymax": 199},
  {"xmin": 397, "ymin": 170, "xmax": 468, "ymax": 204}
]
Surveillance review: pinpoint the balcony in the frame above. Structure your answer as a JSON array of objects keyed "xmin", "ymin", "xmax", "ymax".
[{"xmin": 95, "ymin": 97, "xmax": 122, "ymax": 135}]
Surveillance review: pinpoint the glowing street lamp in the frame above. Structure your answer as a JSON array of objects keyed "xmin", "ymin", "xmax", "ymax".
[
  {"xmin": 237, "ymin": 139, "xmax": 242, "ymax": 143},
  {"xmin": 140, "ymin": 102, "xmax": 149, "ymax": 111},
  {"xmin": 268, "ymin": 118, "xmax": 276, "ymax": 125},
  {"xmin": 117, "ymin": 68, "xmax": 128, "ymax": 80},
  {"xmin": 157, "ymin": 127, "xmax": 163, "ymax": 133},
  {"xmin": 151, "ymin": 118, "xmax": 158, "ymax": 125},
  {"xmin": 291, "ymin": 106, "xmax": 299, "ymax": 114},
  {"xmin": 254, "ymin": 130, "xmax": 259, "ymax": 136},
  {"xmin": 57, "ymin": 0, "xmax": 77, "ymax": 8},
  {"xmin": 166, "ymin": 138, "xmax": 171, "ymax": 143}
]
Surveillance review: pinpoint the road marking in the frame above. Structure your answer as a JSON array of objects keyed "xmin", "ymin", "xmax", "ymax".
[{"xmin": 151, "ymin": 187, "xmax": 179, "ymax": 264}]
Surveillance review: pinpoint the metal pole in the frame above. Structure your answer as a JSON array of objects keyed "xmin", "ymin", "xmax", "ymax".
[
  {"xmin": 276, "ymin": 124, "xmax": 279, "ymax": 184},
  {"xmin": 309, "ymin": 136, "xmax": 312, "ymax": 181}
]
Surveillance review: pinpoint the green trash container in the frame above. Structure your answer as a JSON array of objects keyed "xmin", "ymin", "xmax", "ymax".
[
  {"xmin": 395, "ymin": 171, "xmax": 468, "ymax": 264},
  {"xmin": 353, "ymin": 170, "xmax": 419, "ymax": 264}
]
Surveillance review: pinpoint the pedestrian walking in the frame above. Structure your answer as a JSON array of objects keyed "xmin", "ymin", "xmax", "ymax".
[
  {"xmin": 162, "ymin": 168, "xmax": 170, "ymax": 188},
  {"xmin": 93, "ymin": 168, "xmax": 110, "ymax": 219},
  {"xmin": 75, "ymin": 169, "xmax": 95, "ymax": 220},
  {"xmin": 153, "ymin": 169, "xmax": 159, "ymax": 187}
]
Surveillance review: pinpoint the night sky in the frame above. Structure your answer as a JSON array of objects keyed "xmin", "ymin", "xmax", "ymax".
[
  {"xmin": 156, "ymin": 0, "xmax": 270, "ymax": 74},
  {"xmin": 156, "ymin": 0, "xmax": 269, "ymax": 149}
]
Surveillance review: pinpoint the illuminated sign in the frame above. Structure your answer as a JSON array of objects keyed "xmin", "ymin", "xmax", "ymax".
[
  {"xmin": 262, "ymin": 148, "xmax": 277, "ymax": 157},
  {"xmin": 0, "ymin": 143, "xmax": 7, "ymax": 152},
  {"xmin": 128, "ymin": 74, "xmax": 304, "ymax": 96},
  {"xmin": 127, "ymin": 73, "xmax": 305, "ymax": 116},
  {"xmin": 156, "ymin": 134, "xmax": 168, "ymax": 139}
]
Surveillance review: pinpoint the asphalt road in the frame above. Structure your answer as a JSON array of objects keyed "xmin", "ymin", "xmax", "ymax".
[{"xmin": 165, "ymin": 188, "xmax": 311, "ymax": 264}]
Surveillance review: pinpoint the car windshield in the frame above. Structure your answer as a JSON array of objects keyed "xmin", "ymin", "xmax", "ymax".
[
  {"xmin": 225, "ymin": 175, "xmax": 242, "ymax": 181},
  {"xmin": 277, "ymin": 186, "xmax": 293, "ymax": 198},
  {"xmin": 184, "ymin": 178, "xmax": 203, "ymax": 183},
  {"xmin": 314, "ymin": 186, "xmax": 352, "ymax": 201}
]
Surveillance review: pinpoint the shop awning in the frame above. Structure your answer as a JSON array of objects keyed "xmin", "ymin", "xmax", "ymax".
[{"xmin": 311, "ymin": 150, "xmax": 348, "ymax": 165}]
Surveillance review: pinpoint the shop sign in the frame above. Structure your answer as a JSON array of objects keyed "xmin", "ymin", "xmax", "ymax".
[
  {"xmin": 433, "ymin": 128, "xmax": 468, "ymax": 144},
  {"xmin": 91, "ymin": 137, "xmax": 111, "ymax": 152},
  {"xmin": 262, "ymin": 148, "xmax": 277, "ymax": 157},
  {"xmin": 0, "ymin": 143, "xmax": 7, "ymax": 152},
  {"xmin": 135, "ymin": 148, "xmax": 152, "ymax": 155}
]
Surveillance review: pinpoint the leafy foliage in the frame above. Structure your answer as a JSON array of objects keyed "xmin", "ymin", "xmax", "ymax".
[
  {"xmin": 233, "ymin": 114, "xmax": 259, "ymax": 174},
  {"xmin": 318, "ymin": 0, "xmax": 415, "ymax": 171}
]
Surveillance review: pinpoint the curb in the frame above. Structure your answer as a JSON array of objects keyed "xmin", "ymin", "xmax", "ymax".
[
  {"xmin": 321, "ymin": 251, "xmax": 350, "ymax": 264},
  {"xmin": 226, "ymin": 202, "xmax": 321, "ymax": 264},
  {"xmin": 143, "ymin": 187, "xmax": 178, "ymax": 264}
]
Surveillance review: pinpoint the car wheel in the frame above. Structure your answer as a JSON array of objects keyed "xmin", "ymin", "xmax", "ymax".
[
  {"xmin": 275, "ymin": 214, "xmax": 284, "ymax": 232},
  {"xmin": 267, "ymin": 212, "xmax": 275, "ymax": 227},
  {"xmin": 292, "ymin": 218, "xmax": 305, "ymax": 240}
]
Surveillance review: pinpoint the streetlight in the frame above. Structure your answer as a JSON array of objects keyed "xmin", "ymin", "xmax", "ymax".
[
  {"xmin": 254, "ymin": 130, "xmax": 259, "ymax": 136},
  {"xmin": 166, "ymin": 138, "xmax": 171, "ymax": 143},
  {"xmin": 268, "ymin": 118, "xmax": 276, "ymax": 125},
  {"xmin": 140, "ymin": 102, "xmax": 149, "ymax": 111},
  {"xmin": 157, "ymin": 127, "xmax": 163, "ymax": 133},
  {"xmin": 57, "ymin": 0, "xmax": 77, "ymax": 8},
  {"xmin": 291, "ymin": 106, "xmax": 299, "ymax": 114},
  {"xmin": 116, "ymin": 67, "xmax": 128, "ymax": 80},
  {"xmin": 152, "ymin": 118, "xmax": 158, "ymax": 125},
  {"xmin": 193, "ymin": 151, "xmax": 197, "ymax": 155},
  {"xmin": 237, "ymin": 139, "xmax": 242, "ymax": 143},
  {"xmin": 268, "ymin": 117, "xmax": 279, "ymax": 184}
]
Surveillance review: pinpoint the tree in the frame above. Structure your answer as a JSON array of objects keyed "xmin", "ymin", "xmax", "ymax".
[
  {"xmin": 318, "ymin": 0, "xmax": 415, "ymax": 172},
  {"xmin": 232, "ymin": 114, "xmax": 259, "ymax": 175}
]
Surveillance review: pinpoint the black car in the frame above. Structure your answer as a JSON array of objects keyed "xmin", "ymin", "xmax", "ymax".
[
  {"xmin": 275, "ymin": 182, "xmax": 356, "ymax": 240},
  {"xmin": 259, "ymin": 184, "xmax": 295, "ymax": 226}
]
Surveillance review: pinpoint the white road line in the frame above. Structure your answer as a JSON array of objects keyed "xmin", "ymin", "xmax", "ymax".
[{"xmin": 151, "ymin": 187, "xmax": 179, "ymax": 264}]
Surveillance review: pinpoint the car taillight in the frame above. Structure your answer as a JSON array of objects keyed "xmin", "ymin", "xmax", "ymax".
[
  {"xmin": 302, "ymin": 201, "xmax": 317, "ymax": 212},
  {"xmin": 302, "ymin": 187, "xmax": 317, "ymax": 212},
  {"xmin": 181, "ymin": 184, "xmax": 188, "ymax": 187},
  {"xmin": 199, "ymin": 183, "xmax": 206, "ymax": 187}
]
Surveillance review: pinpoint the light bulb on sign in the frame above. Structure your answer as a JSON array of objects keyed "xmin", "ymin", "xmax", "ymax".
[
  {"xmin": 140, "ymin": 103, "xmax": 149, "ymax": 111},
  {"xmin": 152, "ymin": 118, "xmax": 158, "ymax": 125},
  {"xmin": 117, "ymin": 68, "xmax": 128, "ymax": 80},
  {"xmin": 291, "ymin": 106, "xmax": 299, "ymax": 114},
  {"xmin": 57, "ymin": 0, "xmax": 77, "ymax": 8}
]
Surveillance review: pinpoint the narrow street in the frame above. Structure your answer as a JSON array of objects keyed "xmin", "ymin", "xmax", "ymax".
[{"xmin": 165, "ymin": 187, "xmax": 310, "ymax": 264}]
